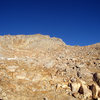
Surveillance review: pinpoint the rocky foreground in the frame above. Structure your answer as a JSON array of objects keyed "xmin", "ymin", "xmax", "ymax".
[{"xmin": 0, "ymin": 34, "xmax": 100, "ymax": 100}]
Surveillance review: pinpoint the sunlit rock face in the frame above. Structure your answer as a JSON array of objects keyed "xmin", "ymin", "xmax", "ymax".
[{"xmin": 0, "ymin": 34, "xmax": 100, "ymax": 100}]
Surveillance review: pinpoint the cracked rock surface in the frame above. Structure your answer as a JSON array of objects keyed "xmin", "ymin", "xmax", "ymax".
[{"xmin": 0, "ymin": 34, "xmax": 100, "ymax": 100}]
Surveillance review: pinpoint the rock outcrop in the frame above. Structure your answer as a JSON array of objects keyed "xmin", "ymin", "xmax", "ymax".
[{"xmin": 0, "ymin": 34, "xmax": 100, "ymax": 100}]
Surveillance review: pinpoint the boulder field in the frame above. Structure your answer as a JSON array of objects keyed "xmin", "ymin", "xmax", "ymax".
[{"xmin": 0, "ymin": 34, "xmax": 100, "ymax": 100}]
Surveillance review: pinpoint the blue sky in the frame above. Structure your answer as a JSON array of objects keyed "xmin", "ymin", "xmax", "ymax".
[{"xmin": 0, "ymin": 0, "xmax": 100, "ymax": 46}]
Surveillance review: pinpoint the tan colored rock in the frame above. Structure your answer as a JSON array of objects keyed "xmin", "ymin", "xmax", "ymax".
[
  {"xmin": 71, "ymin": 82, "xmax": 81, "ymax": 93},
  {"xmin": 94, "ymin": 73, "xmax": 100, "ymax": 86},
  {"xmin": 56, "ymin": 94, "xmax": 78, "ymax": 100},
  {"xmin": 91, "ymin": 83, "xmax": 100, "ymax": 99},
  {"xmin": 0, "ymin": 34, "xmax": 100, "ymax": 100},
  {"xmin": 81, "ymin": 84, "xmax": 92, "ymax": 99},
  {"xmin": 6, "ymin": 65, "xmax": 19, "ymax": 72},
  {"xmin": 79, "ymin": 80, "xmax": 92, "ymax": 99}
]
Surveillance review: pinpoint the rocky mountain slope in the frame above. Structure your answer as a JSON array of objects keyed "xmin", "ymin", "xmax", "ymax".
[{"xmin": 0, "ymin": 34, "xmax": 100, "ymax": 100}]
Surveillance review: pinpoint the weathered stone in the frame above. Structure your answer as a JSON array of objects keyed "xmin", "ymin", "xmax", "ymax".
[
  {"xmin": 81, "ymin": 84, "xmax": 92, "ymax": 99},
  {"xmin": 56, "ymin": 94, "xmax": 78, "ymax": 100},
  {"xmin": 0, "ymin": 34, "xmax": 100, "ymax": 100},
  {"xmin": 94, "ymin": 73, "xmax": 100, "ymax": 86},
  {"xmin": 71, "ymin": 82, "xmax": 81, "ymax": 93},
  {"xmin": 91, "ymin": 84, "xmax": 100, "ymax": 99},
  {"xmin": 79, "ymin": 80, "xmax": 92, "ymax": 99}
]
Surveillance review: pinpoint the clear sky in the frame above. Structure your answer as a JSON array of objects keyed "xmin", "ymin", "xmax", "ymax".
[{"xmin": 0, "ymin": 0, "xmax": 100, "ymax": 46}]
